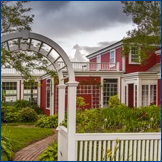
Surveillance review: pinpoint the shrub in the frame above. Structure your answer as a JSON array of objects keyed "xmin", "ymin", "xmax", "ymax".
[
  {"xmin": 108, "ymin": 95, "xmax": 121, "ymax": 108},
  {"xmin": 36, "ymin": 115, "xmax": 58, "ymax": 128},
  {"xmin": 2, "ymin": 106, "xmax": 20, "ymax": 123},
  {"xmin": 76, "ymin": 96, "xmax": 88, "ymax": 109},
  {"xmin": 75, "ymin": 105, "xmax": 160, "ymax": 133},
  {"xmin": 13, "ymin": 100, "xmax": 31, "ymax": 109},
  {"xmin": 76, "ymin": 108, "xmax": 103, "ymax": 133},
  {"xmin": 1, "ymin": 135, "xmax": 14, "ymax": 161},
  {"xmin": 13, "ymin": 100, "xmax": 43, "ymax": 114},
  {"xmin": 38, "ymin": 143, "xmax": 58, "ymax": 161},
  {"xmin": 19, "ymin": 108, "xmax": 38, "ymax": 122},
  {"xmin": 4, "ymin": 111, "xmax": 20, "ymax": 123}
]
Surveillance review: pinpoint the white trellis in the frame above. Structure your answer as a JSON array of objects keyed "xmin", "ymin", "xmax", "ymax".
[{"xmin": 2, "ymin": 30, "xmax": 78, "ymax": 161}]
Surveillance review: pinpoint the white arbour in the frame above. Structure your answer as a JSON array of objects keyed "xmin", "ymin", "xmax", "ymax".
[{"xmin": 2, "ymin": 30, "xmax": 78, "ymax": 161}]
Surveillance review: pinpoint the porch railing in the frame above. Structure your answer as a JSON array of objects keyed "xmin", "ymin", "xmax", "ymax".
[
  {"xmin": 58, "ymin": 62, "xmax": 120, "ymax": 72},
  {"xmin": 2, "ymin": 62, "xmax": 121, "ymax": 76},
  {"xmin": 2, "ymin": 68, "xmax": 45, "ymax": 76}
]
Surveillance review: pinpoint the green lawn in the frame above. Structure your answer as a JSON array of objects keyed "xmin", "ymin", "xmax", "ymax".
[{"xmin": 2, "ymin": 124, "xmax": 54, "ymax": 152}]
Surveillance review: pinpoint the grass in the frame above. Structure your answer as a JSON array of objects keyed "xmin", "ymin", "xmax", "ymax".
[{"xmin": 2, "ymin": 124, "xmax": 54, "ymax": 152}]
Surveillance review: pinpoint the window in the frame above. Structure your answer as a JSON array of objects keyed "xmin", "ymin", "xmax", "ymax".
[
  {"xmin": 24, "ymin": 81, "xmax": 38, "ymax": 104},
  {"xmin": 110, "ymin": 50, "xmax": 115, "ymax": 64},
  {"xmin": 103, "ymin": 79, "xmax": 118, "ymax": 107},
  {"xmin": 129, "ymin": 47, "xmax": 140, "ymax": 64},
  {"xmin": 2, "ymin": 82, "xmax": 17, "ymax": 103},
  {"xmin": 77, "ymin": 85, "xmax": 100, "ymax": 108},
  {"xmin": 142, "ymin": 85, "xmax": 149, "ymax": 106},
  {"xmin": 142, "ymin": 85, "xmax": 157, "ymax": 106},
  {"xmin": 46, "ymin": 79, "xmax": 51, "ymax": 109},
  {"xmin": 150, "ymin": 85, "xmax": 156, "ymax": 105}
]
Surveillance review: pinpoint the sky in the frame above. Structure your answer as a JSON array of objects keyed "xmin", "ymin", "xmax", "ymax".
[{"xmin": 28, "ymin": 1, "xmax": 135, "ymax": 60}]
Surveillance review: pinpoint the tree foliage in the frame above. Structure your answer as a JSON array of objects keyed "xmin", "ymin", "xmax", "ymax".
[
  {"xmin": 121, "ymin": 1, "xmax": 160, "ymax": 61},
  {"xmin": 2, "ymin": 1, "xmax": 56, "ymax": 79}
]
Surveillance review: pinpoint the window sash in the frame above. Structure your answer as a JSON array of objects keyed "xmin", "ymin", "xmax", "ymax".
[
  {"xmin": 130, "ymin": 47, "xmax": 140, "ymax": 63},
  {"xmin": 110, "ymin": 50, "xmax": 115, "ymax": 64},
  {"xmin": 103, "ymin": 79, "xmax": 118, "ymax": 107}
]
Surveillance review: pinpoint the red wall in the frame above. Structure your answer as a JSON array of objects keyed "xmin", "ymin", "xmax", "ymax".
[
  {"xmin": 125, "ymin": 53, "xmax": 160, "ymax": 73},
  {"xmin": 90, "ymin": 57, "xmax": 97, "ymax": 63},
  {"xmin": 89, "ymin": 47, "xmax": 123, "ymax": 71},
  {"xmin": 40, "ymin": 79, "xmax": 50, "ymax": 115},
  {"xmin": 53, "ymin": 76, "xmax": 101, "ymax": 114},
  {"xmin": 75, "ymin": 76, "xmax": 100, "ymax": 85},
  {"xmin": 101, "ymin": 52, "xmax": 109, "ymax": 62},
  {"xmin": 116, "ymin": 47, "xmax": 123, "ymax": 71}
]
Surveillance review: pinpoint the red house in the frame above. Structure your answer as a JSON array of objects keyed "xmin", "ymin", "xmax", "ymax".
[{"xmin": 2, "ymin": 41, "xmax": 161, "ymax": 115}]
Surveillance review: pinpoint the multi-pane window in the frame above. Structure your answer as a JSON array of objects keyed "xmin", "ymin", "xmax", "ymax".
[
  {"xmin": 103, "ymin": 79, "xmax": 118, "ymax": 107},
  {"xmin": 2, "ymin": 82, "xmax": 17, "ymax": 103},
  {"xmin": 77, "ymin": 85, "xmax": 100, "ymax": 108},
  {"xmin": 110, "ymin": 50, "xmax": 115, "ymax": 64},
  {"xmin": 150, "ymin": 85, "xmax": 156, "ymax": 105},
  {"xmin": 130, "ymin": 47, "xmax": 140, "ymax": 63},
  {"xmin": 46, "ymin": 79, "xmax": 51, "ymax": 108},
  {"xmin": 24, "ymin": 81, "xmax": 38, "ymax": 104},
  {"xmin": 142, "ymin": 85, "xmax": 157, "ymax": 106},
  {"xmin": 142, "ymin": 85, "xmax": 149, "ymax": 106}
]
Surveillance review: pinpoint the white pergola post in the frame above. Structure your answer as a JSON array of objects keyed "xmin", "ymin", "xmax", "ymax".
[
  {"xmin": 58, "ymin": 84, "xmax": 66, "ymax": 124},
  {"xmin": 66, "ymin": 81, "xmax": 78, "ymax": 161},
  {"xmin": 2, "ymin": 31, "xmax": 78, "ymax": 161}
]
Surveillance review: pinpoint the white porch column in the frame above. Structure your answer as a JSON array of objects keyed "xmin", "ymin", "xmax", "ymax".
[
  {"xmin": 66, "ymin": 81, "xmax": 78, "ymax": 161},
  {"xmin": 20, "ymin": 80, "xmax": 24, "ymax": 100},
  {"xmin": 121, "ymin": 78, "xmax": 125, "ymax": 104},
  {"xmin": 137, "ymin": 78, "xmax": 142, "ymax": 107},
  {"xmin": 17, "ymin": 80, "xmax": 20, "ymax": 100},
  {"xmin": 58, "ymin": 84, "xmax": 66, "ymax": 124}
]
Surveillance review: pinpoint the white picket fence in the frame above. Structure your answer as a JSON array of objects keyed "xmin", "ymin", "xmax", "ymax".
[
  {"xmin": 75, "ymin": 133, "xmax": 161, "ymax": 161},
  {"xmin": 58, "ymin": 126, "xmax": 161, "ymax": 161}
]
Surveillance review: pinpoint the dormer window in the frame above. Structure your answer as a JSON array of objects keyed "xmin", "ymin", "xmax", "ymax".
[
  {"xmin": 110, "ymin": 50, "xmax": 115, "ymax": 64},
  {"xmin": 129, "ymin": 47, "xmax": 140, "ymax": 64}
]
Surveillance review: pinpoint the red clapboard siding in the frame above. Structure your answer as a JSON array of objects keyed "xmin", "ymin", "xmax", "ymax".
[
  {"xmin": 90, "ymin": 57, "xmax": 97, "ymax": 63},
  {"xmin": 75, "ymin": 76, "xmax": 101, "ymax": 84},
  {"xmin": 101, "ymin": 52, "xmax": 109, "ymax": 62},
  {"xmin": 116, "ymin": 47, "xmax": 123, "ymax": 71},
  {"xmin": 125, "ymin": 53, "xmax": 159, "ymax": 73}
]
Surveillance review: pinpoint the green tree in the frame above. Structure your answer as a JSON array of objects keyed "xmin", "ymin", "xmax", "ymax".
[
  {"xmin": 2, "ymin": 1, "xmax": 55, "ymax": 79},
  {"xmin": 121, "ymin": 1, "xmax": 160, "ymax": 61}
]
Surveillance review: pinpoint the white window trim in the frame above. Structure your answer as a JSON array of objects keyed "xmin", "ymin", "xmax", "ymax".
[
  {"xmin": 129, "ymin": 47, "xmax": 141, "ymax": 64},
  {"xmin": 110, "ymin": 49, "xmax": 116, "ymax": 64}
]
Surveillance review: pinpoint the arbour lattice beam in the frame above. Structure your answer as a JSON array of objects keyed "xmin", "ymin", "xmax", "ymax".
[{"xmin": 2, "ymin": 30, "xmax": 75, "ymax": 82}]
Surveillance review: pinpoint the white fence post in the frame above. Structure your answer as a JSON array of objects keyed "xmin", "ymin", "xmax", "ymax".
[
  {"xmin": 58, "ymin": 84, "xmax": 66, "ymax": 124},
  {"xmin": 66, "ymin": 81, "xmax": 78, "ymax": 161}
]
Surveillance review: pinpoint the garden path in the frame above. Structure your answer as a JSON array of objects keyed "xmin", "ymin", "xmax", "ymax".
[{"xmin": 14, "ymin": 130, "xmax": 57, "ymax": 161}]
